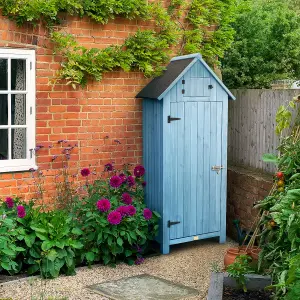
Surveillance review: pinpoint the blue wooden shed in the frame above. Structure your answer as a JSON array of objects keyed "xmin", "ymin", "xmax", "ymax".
[{"xmin": 136, "ymin": 53, "xmax": 235, "ymax": 254}]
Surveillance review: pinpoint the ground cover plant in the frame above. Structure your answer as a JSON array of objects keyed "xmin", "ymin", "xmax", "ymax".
[{"xmin": 0, "ymin": 161, "xmax": 159, "ymax": 279}]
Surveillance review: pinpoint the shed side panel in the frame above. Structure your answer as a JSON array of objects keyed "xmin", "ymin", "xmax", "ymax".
[{"xmin": 142, "ymin": 98, "xmax": 164, "ymax": 242}]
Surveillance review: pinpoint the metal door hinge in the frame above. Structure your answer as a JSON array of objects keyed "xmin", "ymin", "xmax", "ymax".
[
  {"xmin": 208, "ymin": 84, "xmax": 213, "ymax": 89},
  {"xmin": 30, "ymin": 61, "xmax": 32, "ymax": 70},
  {"xmin": 211, "ymin": 165, "xmax": 225, "ymax": 174},
  {"xmin": 30, "ymin": 107, "xmax": 33, "ymax": 115},
  {"xmin": 182, "ymin": 79, "xmax": 185, "ymax": 84},
  {"xmin": 168, "ymin": 220, "xmax": 181, "ymax": 228},
  {"xmin": 182, "ymin": 89, "xmax": 185, "ymax": 94},
  {"xmin": 168, "ymin": 116, "xmax": 181, "ymax": 123}
]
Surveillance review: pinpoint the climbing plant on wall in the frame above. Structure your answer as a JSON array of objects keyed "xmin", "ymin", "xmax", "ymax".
[{"xmin": 0, "ymin": 0, "xmax": 237, "ymax": 88}]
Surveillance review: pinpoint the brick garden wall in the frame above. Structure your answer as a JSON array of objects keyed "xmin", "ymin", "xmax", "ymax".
[
  {"xmin": 0, "ymin": 8, "xmax": 174, "ymax": 202},
  {"xmin": 227, "ymin": 165, "xmax": 273, "ymax": 241}
]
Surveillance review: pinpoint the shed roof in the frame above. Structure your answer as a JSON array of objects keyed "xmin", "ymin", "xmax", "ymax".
[{"xmin": 136, "ymin": 53, "xmax": 235, "ymax": 100}]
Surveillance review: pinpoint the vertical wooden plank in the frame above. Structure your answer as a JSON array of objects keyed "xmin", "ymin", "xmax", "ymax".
[
  {"xmin": 197, "ymin": 102, "xmax": 205, "ymax": 235},
  {"xmin": 202, "ymin": 101, "xmax": 211, "ymax": 234},
  {"xmin": 170, "ymin": 85, "xmax": 177, "ymax": 102}
]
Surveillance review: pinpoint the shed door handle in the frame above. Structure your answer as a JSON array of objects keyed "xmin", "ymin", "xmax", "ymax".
[{"xmin": 168, "ymin": 116, "xmax": 181, "ymax": 123}]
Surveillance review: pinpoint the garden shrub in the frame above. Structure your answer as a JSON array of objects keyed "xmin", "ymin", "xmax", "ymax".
[{"xmin": 0, "ymin": 163, "xmax": 159, "ymax": 278}]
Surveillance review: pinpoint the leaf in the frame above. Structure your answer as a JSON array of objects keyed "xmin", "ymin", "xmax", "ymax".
[
  {"xmin": 2, "ymin": 248, "xmax": 16, "ymax": 257},
  {"xmin": 125, "ymin": 250, "xmax": 132, "ymax": 257},
  {"xmin": 117, "ymin": 237, "xmax": 123, "ymax": 247},
  {"xmin": 71, "ymin": 227, "xmax": 83, "ymax": 235},
  {"xmin": 27, "ymin": 264, "xmax": 40, "ymax": 275},
  {"xmin": 41, "ymin": 240, "xmax": 54, "ymax": 251},
  {"xmin": 69, "ymin": 240, "xmax": 83, "ymax": 249},
  {"xmin": 30, "ymin": 226, "xmax": 47, "ymax": 233},
  {"xmin": 25, "ymin": 234, "xmax": 36, "ymax": 247},
  {"xmin": 29, "ymin": 247, "xmax": 41, "ymax": 258},
  {"xmin": 47, "ymin": 249, "xmax": 58, "ymax": 261},
  {"xmin": 36, "ymin": 232, "xmax": 48, "ymax": 241},
  {"xmin": 85, "ymin": 252, "xmax": 95, "ymax": 262},
  {"xmin": 1, "ymin": 262, "xmax": 11, "ymax": 271},
  {"xmin": 262, "ymin": 153, "xmax": 278, "ymax": 164}
]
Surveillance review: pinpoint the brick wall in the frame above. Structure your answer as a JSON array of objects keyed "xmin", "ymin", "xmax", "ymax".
[
  {"xmin": 0, "ymin": 7, "xmax": 176, "ymax": 202},
  {"xmin": 227, "ymin": 165, "xmax": 273, "ymax": 241}
]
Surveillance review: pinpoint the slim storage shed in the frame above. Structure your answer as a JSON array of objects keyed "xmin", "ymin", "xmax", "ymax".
[{"xmin": 136, "ymin": 53, "xmax": 235, "ymax": 254}]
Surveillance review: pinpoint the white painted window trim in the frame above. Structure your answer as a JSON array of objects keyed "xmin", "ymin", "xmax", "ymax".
[{"xmin": 0, "ymin": 48, "xmax": 37, "ymax": 173}]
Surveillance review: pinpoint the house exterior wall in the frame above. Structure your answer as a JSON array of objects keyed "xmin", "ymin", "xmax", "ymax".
[{"xmin": 0, "ymin": 12, "xmax": 166, "ymax": 202}]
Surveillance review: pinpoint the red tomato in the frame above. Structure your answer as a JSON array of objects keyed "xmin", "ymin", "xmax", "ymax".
[{"xmin": 276, "ymin": 172, "xmax": 284, "ymax": 179}]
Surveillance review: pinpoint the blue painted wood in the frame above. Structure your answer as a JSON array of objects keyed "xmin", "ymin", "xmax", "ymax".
[
  {"xmin": 141, "ymin": 55, "xmax": 232, "ymax": 253},
  {"xmin": 170, "ymin": 231, "xmax": 220, "ymax": 245}
]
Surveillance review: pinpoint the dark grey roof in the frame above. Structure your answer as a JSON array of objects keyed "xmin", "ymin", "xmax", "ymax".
[{"xmin": 135, "ymin": 58, "xmax": 194, "ymax": 99}]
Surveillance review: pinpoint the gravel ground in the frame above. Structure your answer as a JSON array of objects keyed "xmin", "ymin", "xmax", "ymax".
[{"xmin": 0, "ymin": 239, "xmax": 235, "ymax": 300}]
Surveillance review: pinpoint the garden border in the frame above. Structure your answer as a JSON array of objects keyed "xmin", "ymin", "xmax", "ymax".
[{"xmin": 207, "ymin": 272, "xmax": 272, "ymax": 300}]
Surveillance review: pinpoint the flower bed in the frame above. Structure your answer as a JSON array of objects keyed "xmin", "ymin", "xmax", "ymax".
[{"xmin": 0, "ymin": 164, "xmax": 160, "ymax": 279}]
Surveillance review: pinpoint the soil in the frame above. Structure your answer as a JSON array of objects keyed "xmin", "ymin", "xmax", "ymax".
[{"xmin": 223, "ymin": 286, "xmax": 272, "ymax": 300}]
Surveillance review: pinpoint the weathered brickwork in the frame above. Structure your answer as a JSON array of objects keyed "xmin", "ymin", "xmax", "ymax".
[{"xmin": 227, "ymin": 165, "xmax": 273, "ymax": 241}]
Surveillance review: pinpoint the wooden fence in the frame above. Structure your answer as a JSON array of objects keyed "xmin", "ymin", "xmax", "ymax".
[{"xmin": 228, "ymin": 89, "xmax": 300, "ymax": 173}]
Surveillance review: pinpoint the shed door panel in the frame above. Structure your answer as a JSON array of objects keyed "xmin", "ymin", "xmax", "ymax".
[{"xmin": 169, "ymin": 101, "xmax": 223, "ymax": 240}]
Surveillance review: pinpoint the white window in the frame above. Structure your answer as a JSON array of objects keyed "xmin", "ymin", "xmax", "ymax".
[{"xmin": 0, "ymin": 49, "xmax": 36, "ymax": 173}]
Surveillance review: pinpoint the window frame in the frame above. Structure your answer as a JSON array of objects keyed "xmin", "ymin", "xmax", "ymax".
[{"xmin": 0, "ymin": 48, "xmax": 36, "ymax": 173}]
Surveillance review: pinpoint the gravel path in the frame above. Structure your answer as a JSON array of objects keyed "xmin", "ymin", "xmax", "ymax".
[{"xmin": 0, "ymin": 239, "xmax": 235, "ymax": 300}]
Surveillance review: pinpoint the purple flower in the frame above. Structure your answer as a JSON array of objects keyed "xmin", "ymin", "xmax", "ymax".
[
  {"xmin": 104, "ymin": 163, "xmax": 113, "ymax": 171},
  {"xmin": 134, "ymin": 165, "xmax": 145, "ymax": 177},
  {"xmin": 116, "ymin": 206, "xmax": 128, "ymax": 217},
  {"xmin": 143, "ymin": 208, "xmax": 152, "ymax": 220},
  {"xmin": 107, "ymin": 210, "xmax": 122, "ymax": 225},
  {"xmin": 127, "ymin": 176, "xmax": 135, "ymax": 187},
  {"xmin": 17, "ymin": 205, "xmax": 26, "ymax": 218},
  {"xmin": 97, "ymin": 199, "xmax": 111, "ymax": 212},
  {"xmin": 110, "ymin": 175, "xmax": 122, "ymax": 188},
  {"xmin": 142, "ymin": 181, "xmax": 147, "ymax": 188},
  {"xmin": 135, "ymin": 257, "xmax": 145, "ymax": 265},
  {"xmin": 66, "ymin": 153, "xmax": 71, "ymax": 160},
  {"xmin": 81, "ymin": 168, "xmax": 90, "ymax": 177},
  {"xmin": 119, "ymin": 173, "xmax": 127, "ymax": 183},
  {"xmin": 121, "ymin": 193, "xmax": 132, "ymax": 205},
  {"xmin": 52, "ymin": 155, "xmax": 58, "ymax": 161},
  {"xmin": 126, "ymin": 205, "xmax": 136, "ymax": 216},
  {"xmin": 5, "ymin": 197, "xmax": 14, "ymax": 209}
]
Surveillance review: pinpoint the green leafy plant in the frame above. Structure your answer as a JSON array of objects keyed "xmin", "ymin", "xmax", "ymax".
[{"xmin": 227, "ymin": 254, "xmax": 254, "ymax": 292}]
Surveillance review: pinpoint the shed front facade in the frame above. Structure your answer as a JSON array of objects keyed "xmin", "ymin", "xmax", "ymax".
[{"xmin": 136, "ymin": 53, "xmax": 235, "ymax": 254}]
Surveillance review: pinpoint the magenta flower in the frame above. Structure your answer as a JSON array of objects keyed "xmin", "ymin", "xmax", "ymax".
[
  {"xmin": 119, "ymin": 173, "xmax": 127, "ymax": 183},
  {"xmin": 121, "ymin": 193, "xmax": 132, "ymax": 205},
  {"xmin": 110, "ymin": 175, "xmax": 122, "ymax": 188},
  {"xmin": 116, "ymin": 206, "xmax": 128, "ymax": 217},
  {"xmin": 143, "ymin": 208, "xmax": 152, "ymax": 220},
  {"xmin": 142, "ymin": 181, "xmax": 147, "ymax": 188},
  {"xmin": 81, "ymin": 168, "xmax": 90, "ymax": 177},
  {"xmin": 97, "ymin": 199, "xmax": 111, "ymax": 212},
  {"xmin": 107, "ymin": 210, "xmax": 122, "ymax": 225},
  {"xmin": 104, "ymin": 163, "xmax": 113, "ymax": 171},
  {"xmin": 126, "ymin": 205, "xmax": 136, "ymax": 216},
  {"xmin": 5, "ymin": 197, "xmax": 14, "ymax": 209},
  {"xmin": 135, "ymin": 257, "xmax": 145, "ymax": 265},
  {"xmin": 127, "ymin": 176, "xmax": 135, "ymax": 187},
  {"xmin": 17, "ymin": 205, "xmax": 26, "ymax": 218},
  {"xmin": 134, "ymin": 165, "xmax": 145, "ymax": 177}
]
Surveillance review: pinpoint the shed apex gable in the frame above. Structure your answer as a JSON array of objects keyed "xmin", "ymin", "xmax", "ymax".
[{"xmin": 136, "ymin": 53, "xmax": 235, "ymax": 101}]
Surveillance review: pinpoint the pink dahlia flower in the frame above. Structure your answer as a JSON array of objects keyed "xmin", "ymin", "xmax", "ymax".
[
  {"xmin": 126, "ymin": 205, "xmax": 136, "ymax": 216},
  {"xmin": 97, "ymin": 199, "xmax": 111, "ymax": 212},
  {"xmin": 121, "ymin": 193, "xmax": 132, "ymax": 205},
  {"xmin": 134, "ymin": 165, "xmax": 145, "ymax": 177},
  {"xmin": 107, "ymin": 210, "xmax": 122, "ymax": 225},
  {"xmin": 116, "ymin": 206, "xmax": 128, "ymax": 217},
  {"xmin": 17, "ymin": 205, "xmax": 26, "ymax": 218},
  {"xmin": 5, "ymin": 197, "xmax": 14, "ymax": 209},
  {"xmin": 110, "ymin": 175, "xmax": 122, "ymax": 188},
  {"xmin": 127, "ymin": 176, "xmax": 135, "ymax": 187},
  {"xmin": 143, "ymin": 208, "xmax": 152, "ymax": 220},
  {"xmin": 81, "ymin": 168, "xmax": 90, "ymax": 177}
]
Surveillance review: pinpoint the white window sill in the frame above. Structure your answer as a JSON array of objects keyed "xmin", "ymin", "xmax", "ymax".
[{"xmin": 0, "ymin": 164, "xmax": 38, "ymax": 173}]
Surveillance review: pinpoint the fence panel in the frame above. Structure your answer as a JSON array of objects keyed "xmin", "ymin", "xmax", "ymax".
[{"xmin": 228, "ymin": 89, "xmax": 300, "ymax": 173}]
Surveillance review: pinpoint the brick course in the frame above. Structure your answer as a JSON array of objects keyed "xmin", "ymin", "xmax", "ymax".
[{"xmin": 227, "ymin": 165, "xmax": 273, "ymax": 241}]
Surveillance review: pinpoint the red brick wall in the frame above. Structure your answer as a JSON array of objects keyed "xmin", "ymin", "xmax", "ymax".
[
  {"xmin": 227, "ymin": 165, "xmax": 273, "ymax": 240},
  {"xmin": 0, "ymin": 10, "xmax": 174, "ymax": 202}
]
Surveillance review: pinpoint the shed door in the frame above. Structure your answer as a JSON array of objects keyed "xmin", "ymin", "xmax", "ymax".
[{"xmin": 168, "ymin": 101, "xmax": 223, "ymax": 240}]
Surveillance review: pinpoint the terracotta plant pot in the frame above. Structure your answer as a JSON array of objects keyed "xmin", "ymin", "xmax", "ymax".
[
  {"xmin": 224, "ymin": 248, "xmax": 248, "ymax": 268},
  {"xmin": 250, "ymin": 248, "xmax": 261, "ymax": 261},
  {"xmin": 239, "ymin": 245, "xmax": 259, "ymax": 255}
]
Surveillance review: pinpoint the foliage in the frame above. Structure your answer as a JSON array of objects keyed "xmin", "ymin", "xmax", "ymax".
[
  {"xmin": 71, "ymin": 166, "xmax": 159, "ymax": 266},
  {"xmin": 255, "ymin": 102, "xmax": 300, "ymax": 299},
  {"xmin": 227, "ymin": 254, "xmax": 254, "ymax": 292},
  {"xmin": 0, "ymin": 163, "xmax": 160, "ymax": 279},
  {"xmin": 221, "ymin": 0, "xmax": 300, "ymax": 89},
  {"xmin": 0, "ymin": 0, "xmax": 237, "ymax": 88}
]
